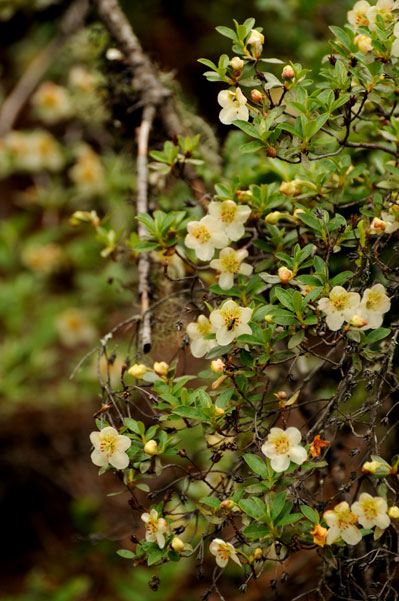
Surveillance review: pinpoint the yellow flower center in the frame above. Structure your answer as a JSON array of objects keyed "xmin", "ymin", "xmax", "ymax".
[
  {"xmin": 192, "ymin": 225, "xmax": 211, "ymax": 243},
  {"xmin": 221, "ymin": 253, "xmax": 240, "ymax": 273},
  {"xmin": 272, "ymin": 435, "xmax": 290, "ymax": 455},
  {"xmin": 365, "ymin": 291, "xmax": 383, "ymax": 311},
  {"xmin": 221, "ymin": 203, "xmax": 237, "ymax": 223},
  {"xmin": 217, "ymin": 544, "xmax": 231, "ymax": 561},
  {"xmin": 361, "ymin": 499, "xmax": 378, "ymax": 520},
  {"xmin": 222, "ymin": 307, "xmax": 241, "ymax": 331},
  {"xmin": 331, "ymin": 294, "xmax": 349, "ymax": 311},
  {"xmin": 146, "ymin": 517, "xmax": 159, "ymax": 535},
  {"xmin": 197, "ymin": 320, "xmax": 211, "ymax": 335},
  {"xmin": 354, "ymin": 12, "xmax": 369, "ymax": 26},
  {"xmin": 336, "ymin": 507, "xmax": 357, "ymax": 529},
  {"xmin": 99, "ymin": 434, "xmax": 116, "ymax": 457}
]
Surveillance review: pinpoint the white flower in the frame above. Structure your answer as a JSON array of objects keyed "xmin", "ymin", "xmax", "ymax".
[
  {"xmin": 247, "ymin": 29, "xmax": 264, "ymax": 57},
  {"xmin": 323, "ymin": 502, "xmax": 362, "ymax": 545},
  {"xmin": 185, "ymin": 215, "xmax": 228, "ymax": 261},
  {"xmin": 55, "ymin": 308, "xmax": 96, "ymax": 347},
  {"xmin": 90, "ymin": 426, "xmax": 131, "ymax": 470},
  {"xmin": 210, "ymin": 247, "xmax": 253, "ymax": 289},
  {"xmin": 348, "ymin": 1, "xmax": 371, "ymax": 27},
  {"xmin": 69, "ymin": 145, "xmax": 105, "ymax": 196},
  {"xmin": 141, "ymin": 509, "xmax": 168, "ymax": 548},
  {"xmin": 367, "ymin": 0, "xmax": 398, "ymax": 30},
  {"xmin": 186, "ymin": 315, "xmax": 217, "ymax": 358},
  {"xmin": 208, "ymin": 200, "xmax": 251, "ymax": 241},
  {"xmin": 392, "ymin": 22, "xmax": 399, "ymax": 55},
  {"xmin": 69, "ymin": 66, "xmax": 96, "ymax": 92},
  {"xmin": 209, "ymin": 538, "xmax": 241, "ymax": 568},
  {"xmin": 5, "ymin": 130, "xmax": 64, "ymax": 172},
  {"xmin": 369, "ymin": 213, "xmax": 399, "ymax": 234},
  {"xmin": 351, "ymin": 493, "xmax": 391, "ymax": 529},
  {"xmin": 31, "ymin": 82, "xmax": 72, "ymax": 123},
  {"xmin": 318, "ymin": 286, "xmax": 361, "ymax": 331},
  {"xmin": 359, "ymin": 283, "xmax": 390, "ymax": 328},
  {"xmin": 261, "ymin": 427, "xmax": 307, "ymax": 472},
  {"xmin": 217, "ymin": 88, "xmax": 249, "ymax": 125},
  {"xmin": 210, "ymin": 300, "xmax": 252, "ymax": 346}
]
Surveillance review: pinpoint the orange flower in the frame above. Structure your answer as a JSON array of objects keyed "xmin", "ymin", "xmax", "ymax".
[
  {"xmin": 310, "ymin": 523, "xmax": 328, "ymax": 547},
  {"xmin": 310, "ymin": 434, "xmax": 330, "ymax": 458}
]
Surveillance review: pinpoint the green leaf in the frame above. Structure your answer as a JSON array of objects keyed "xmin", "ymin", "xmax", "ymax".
[
  {"xmin": 243, "ymin": 524, "xmax": 270, "ymax": 539},
  {"xmin": 300, "ymin": 505, "xmax": 319, "ymax": 523},
  {"xmin": 270, "ymin": 492, "xmax": 287, "ymax": 521},
  {"xmin": 275, "ymin": 287, "xmax": 294, "ymax": 310},
  {"xmin": 148, "ymin": 549, "xmax": 165, "ymax": 566},
  {"xmin": 240, "ymin": 140, "xmax": 265, "ymax": 153},
  {"xmin": 276, "ymin": 513, "xmax": 302, "ymax": 526},
  {"xmin": 215, "ymin": 25, "xmax": 238, "ymax": 41},
  {"xmin": 206, "ymin": 344, "xmax": 234, "ymax": 359},
  {"xmin": 233, "ymin": 120, "xmax": 261, "ymax": 139},
  {"xmin": 365, "ymin": 328, "xmax": 391, "ymax": 344},
  {"xmin": 288, "ymin": 329, "xmax": 305, "ymax": 349},
  {"xmin": 172, "ymin": 406, "xmax": 202, "ymax": 419},
  {"xmin": 243, "ymin": 454, "xmax": 269, "ymax": 479},
  {"xmin": 200, "ymin": 497, "xmax": 221, "ymax": 509},
  {"xmin": 124, "ymin": 418, "xmax": 145, "ymax": 435},
  {"xmin": 239, "ymin": 498, "xmax": 267, "ymax": 520},
  {"xmin": 117, "ymin": 549, "xmax": 135, "ymax": 559}
]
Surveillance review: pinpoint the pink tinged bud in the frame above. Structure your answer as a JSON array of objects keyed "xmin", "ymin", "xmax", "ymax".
[
  {"xmin": 354, "ymin": 34, "xmax": 373, "ymax": 54},
  {"xmin": 282, "ymin": 65, "xmax": 295, "ymax": 79},
  {"xmin": 153, "ymin": 361, "xmax": 169, "ymax": 376},
  {"xmin": 211, "ymin": 359, "xmax": 225, "ymax": 374},
  {"xmin": 278, "ymin": 266, "xmax": 293, "ymax": 283},
  {"xmin": 251, "ymin": 89, "xmax": 263, "ymax": 102},
  {"xmin": 350, "ymin": 314, "xmax": 367, "ymax": 328}
]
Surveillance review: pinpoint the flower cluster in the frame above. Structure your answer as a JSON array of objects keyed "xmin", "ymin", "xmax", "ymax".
[
  {"xmin": 318, "ymin": 284, "xmax": 390, "ymax": 331},
  {"xmin": 184, "ymin": 200, "xmax": 251, "ymax": 261}
]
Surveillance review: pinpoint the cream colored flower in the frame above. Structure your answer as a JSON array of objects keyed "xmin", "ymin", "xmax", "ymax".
[
  {"xmin": 128, "ymin": 363, "xmax": 148, "ymax": 378},
  {"xmin": 141, "ymin": 509, "xmax": 168, "ymax": 548},
  {"xmin": 388, "ymin": 506, "xmax": 399, "ymax": 518},
  {"xmin": 217, "ymin": 88, "xmax": 249, "ymax": 125},
  {"xmin": 185, "ymin": 216, "xmax": 229, "ymax": 261},
  {"xmin": 359, "ymin": 283, "xmax": 390, "ymax": 328},
  {"xmin": 69, "ymin": 145, "xmax": 105, "ymax": 196},
  {"xmin": 247, "ymin": 29, "xmax": 264, "ymax": 57},
  {"xmin": 369, "ymin": 213, "xmax": 399, "ymax": 235},
  {"xmin": 187, "ymin": 315, "xmax": 217, "ymax": 358},
  {"xmin": 347, "ymin": 1, "xmax": 371, "ymax": 27},
  {"xmin": 55, "ymin": 308, "xmax": 96, "ymax": 347},
  {"xmin": 261, "ymin": 426, "xmax": 307, "ymax": 472},
  {"xmin": 211, "ymin": 358, "xmax": 225, "ymax": 373},
  {"xmin": 210, "ymin": 247, "xmax": 253, "ymax": 289},
  {"xmin": 354, "ymin": 34, "xmax": 373, "ymax": 53},
  {"xmin": 209, "ymin": 538, "xmax": 241, "ymax": 568},
  {"xmin": 318, "ymin": 286, "xmax": 361, "ymax": 331},
  {"xmin": 68, "ymin": 65, "xmax": 96, "ymax": 92},
  {"xmin": 351, "ymin": 493, "xmax": 390, "ymax": 529},
  {"xmin": 31, "ymin": 82, "xmax": 72, "ymax": 123},
  {"xmin": 210, "ymin": 300, "xmax": 252, "ymax": 346},
  {"xmin": 90, "ymin": 426, "xmax": 131, "ymax": 469},
  {"xmin": 367, "ymin": 0, "xmax": 398, "ymax": 30},
  {"xmin": 323, "ymin": 502, "xmax": 362, "ymax": 545},
  {"xmin": 208, "ymin": 200, "xmax": 251, "ymax": 241},
  {"xmin": 22, "ymin": 242, "xmax": 64, "ymax": 274},
  {"xmin": 5, "ymin": 130, "xmax": 64, "ymax": 172},
  {"xmin": 230, "ymin": 57, "xmax": 244, "ymax": 70}
]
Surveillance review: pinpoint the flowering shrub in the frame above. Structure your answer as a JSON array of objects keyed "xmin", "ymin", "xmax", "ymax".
[{"xmin": 81, "ymin": 2, "xmax": 399, "ymax": 598}]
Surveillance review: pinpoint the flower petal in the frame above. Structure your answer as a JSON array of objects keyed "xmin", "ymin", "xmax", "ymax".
[
  {"xmin": 109, "ymin": 451, "xmax": 129, "ymax": 470},
  {"xmin": 270, "ymin": 454, "xmax": 290, "ymax": 472}
]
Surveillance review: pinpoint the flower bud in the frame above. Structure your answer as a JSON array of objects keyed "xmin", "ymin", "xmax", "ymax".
[
  {"xmin": 144, "ymin": 440, "xmax": 158, "ymax": 456},
  {"xmin": 388, "ymin": 506, "xmax": 399, "ymax": 519},
  {"xmin": 265, "ymin": 211, "xmax": 283, "ymax": 224},
  {"xmin": 267, "ymin": 146, "xmax": 277, "ymax": 158},
  {"xmin": 251, "ymin": 89, "xmax": 263, "ymax": 102},
  {"xmin": 254, "ymin": 547, "xmax": 263, "ymax": 560},
  {"xmin": 211, "ymin": 375, "xmax": 227, "ymax": 390},
  {"xmin": 230, "ymin": 56, "xmax": 244, "ymax": 71},
  {"xmin": 350, "ymin": 314, "xmax": 368, "ymax": 328},
  {"xmin": 282, "ymin": 65, "xmax": 295, "ymax": 80},
  {"xmin": 247, "ymin": 29, "xmax": 264, "ymax": 57},
  {"xmin": 214, "ymin": 406, "xmax": 225, "ymax": 417},
  {"xmin": 235, "ymin": 189, "xmax": 253, "ymax": 202},
  {"xmin": 171, "ymin": 537, "xmax": 185, "ymax": 552},
  {"xmin": 106, "ymin": 47, "xmax": 124, "ymax": 61},
  {"xmin": 211, "ymin": 359, "xmax": 225, "ymax": 374},
  {"xmin": 275, "ymin": 391, "xmax": 287, "ymax": 400},
  {"xmin": 354, "ymin": 34, "xmax": 373, "ymax": 54},
  {"xmin": 264, "ymin": 314, "xmax": 274, "ymax": 324},
  {"xmin": 278, "ymin": 266, "xmax": 293, "ymax": 283},
  {"xmin": 153, "ymin": 361, "xmax": 169, "ymax": 376},
  {"xmin": 280, "ymin": 180, "xmax": 301, "ymax": 197},
  {"xmin": 292, "ymin": 208, "xmax": 305, "ymax": 220},
  {"xmin": 70, "ymin": 210, "xmax": 100, "ymax": 228},
  {"xmin": 128, "ymin": 363, "xmax": 148, "ymax": 379},
  {"xmin": 362, "ymin": 459, "xmax": 391, "ymax": 476},
  {"xmin": 370, "ymin": 217, "xmax": 386, "ymax": 234},
  {"xmin": 220, "ymin": 499, "xmax": 235, "ymax": 511}
]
